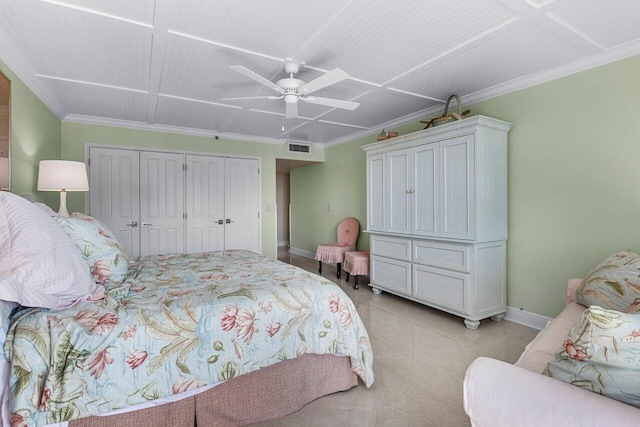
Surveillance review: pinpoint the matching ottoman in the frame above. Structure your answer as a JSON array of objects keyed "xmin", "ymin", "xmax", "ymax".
[{"xmin": 344, "ymin": 251, "xmax": 370, "ymax": 290}]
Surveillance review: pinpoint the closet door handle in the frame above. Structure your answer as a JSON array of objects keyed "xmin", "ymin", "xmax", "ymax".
[
  {"xmin": 226, "ymin": 219, "xmax": 235, "ymax": 224},
  {"xmin": 141, "ymin": 222, "xmax": 153, "ymax": 227},
  {"xmin": 125, "ymin": 221, "xmax": 138, "ymax": 227},
  {"xmin": 217, "ymin": 219, "xmax": 224, "ymax": 225}
]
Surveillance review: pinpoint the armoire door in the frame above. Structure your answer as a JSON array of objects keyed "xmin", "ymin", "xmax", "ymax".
[
  {"xmin": 224, "ymin": 158, "xmax": 260, "ymax": 253},
  {"xmin": 387, "ymin": 149, "xmax": 412, "ymax": 234},
  {"xmin": 185, "ymin": 154, "xmax": 225, "ymax": 253},
  {"xmin": 440, "ymin": 135, "xmax": 475, "ymax": 240},
  {"xmin": 366, "ymin": 153, "xmax": 386, "ymax": 232},
  {"xmin": 413, "ymin": 143, "xmax": 439, "ymax": 236},
  {"xmin": 89, "ymin": 147, "xmax": 141, "ymax": 257},
  {"xmin": 139, "ymin": 151, "xmax": 185, "ymax": 256}
]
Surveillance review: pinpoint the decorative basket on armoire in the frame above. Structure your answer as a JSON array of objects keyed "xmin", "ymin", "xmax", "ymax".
[{"xmin": 421, "ymin": 94, "xmax": 470, "ymax": 129}]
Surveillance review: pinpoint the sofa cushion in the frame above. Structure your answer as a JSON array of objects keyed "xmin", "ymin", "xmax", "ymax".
[
  {"xmin": 543, "ymin": 305, "xmax": 640, "ymax": 408},
  {"xmin": 576, "ymin": 251, "xmax": 640, "ymax": 313},
  {"xmin": 515, "ymin": 302, "xmax": 586, "ymax": 373}
]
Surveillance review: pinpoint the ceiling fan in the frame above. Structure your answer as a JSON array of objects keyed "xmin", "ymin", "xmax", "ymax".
[{"xmin": 223, "ymin": 62, "xmax": 360, "ymax": 119}]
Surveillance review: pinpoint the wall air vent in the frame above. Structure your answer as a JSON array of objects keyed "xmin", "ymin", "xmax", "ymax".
[{"xmin": 288, "ymin": 143, "xmax": 310, "ymax": 154}]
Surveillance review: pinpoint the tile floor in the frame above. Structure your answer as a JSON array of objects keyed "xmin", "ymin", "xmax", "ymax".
[{"xmin": 251, "ymin": 249, "xmax": 540, "ymax": 427}]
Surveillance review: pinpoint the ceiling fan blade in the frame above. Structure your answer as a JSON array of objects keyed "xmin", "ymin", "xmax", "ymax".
[
  {"xmin": 302, "ymin": 96, "xmax": 359, "ymax": 111},
  {"xmin": 299, "ymin": 68, "xmax": 349, "ymax": 95},
  {"xmin": 222, "ymin": 95, "xmax": 283, "ymax": 101},
  {"xmin": 230, "ymin": 66, "xmax": 284, "ymax": 94},
  {"xmin": 285, "ymin": 102, "xmax": 298, "ymax": 119}
]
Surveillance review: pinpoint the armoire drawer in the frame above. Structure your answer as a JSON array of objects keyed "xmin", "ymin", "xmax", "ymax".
[
  {"xmin": 370, "ymin": 235, "xmax": 411, "ymax": 261},
  {"xmin": 412, "ymin": 265, "xmax": 468, "ymax": 314},
  {"xmin": 413, "ymin": 240, "xmax": 470, "ymax": 273},
  {"xmin": 370, "ymin": 255, "xmax": 411, "ymax": 297}
]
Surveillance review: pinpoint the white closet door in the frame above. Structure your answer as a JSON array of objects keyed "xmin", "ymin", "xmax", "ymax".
[
  {"xmin": 140, "ymin": 151, "xmax": 185, "ymax": 256},
  {"xmin": 89, "ymin": 147, "xmax": 140, "ymax": 257},
  {"xmin": 224, "ymin": 158, "xmax": 260, "ymax": 253},
  {"xmin": 185, "ymin": 154, "xmax": 225, "ymax": 253}
]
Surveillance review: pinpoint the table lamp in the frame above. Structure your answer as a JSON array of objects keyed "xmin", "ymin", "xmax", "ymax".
[{"xmin": 37, "ymin": 160, "xmax": 89, "ymax": 217}]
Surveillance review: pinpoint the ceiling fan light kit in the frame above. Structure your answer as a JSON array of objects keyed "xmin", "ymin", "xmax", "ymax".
[{"xmin": 223, "ymin": 62, "xmax": 360, "ymax": 119}]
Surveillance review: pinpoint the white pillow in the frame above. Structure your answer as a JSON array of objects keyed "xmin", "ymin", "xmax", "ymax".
[
  {"xmin": 0, "ymin": 192, "xmax": 104, "ymax": 309},
  {"xmin": 34, "ymin": 202, "xmax": 59, "ymax": 217}
]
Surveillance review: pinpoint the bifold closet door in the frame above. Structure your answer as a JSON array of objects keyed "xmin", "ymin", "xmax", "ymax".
[
  {"xmin": 139, "ymin": 151, "xmax": 185, "ymax": 256},
  {"xmin": 224, "ymin": 158, "xmax": 260, "ymax": 253},
  {"xmin": 89, "ymin": 147, "xmax": 141, "ymax": 257},
  {"xmin": 90, "ymin": 148, "xmax": 260, "ymax": 257},
  {"xmin": 185, "ymin": 155, "xmax": 225, "ymax": 253}
]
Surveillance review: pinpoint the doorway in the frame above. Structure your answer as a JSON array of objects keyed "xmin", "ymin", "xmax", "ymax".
[{"xmin": 275, "ymin": 159, "xmax": 316, "ymax": 263}]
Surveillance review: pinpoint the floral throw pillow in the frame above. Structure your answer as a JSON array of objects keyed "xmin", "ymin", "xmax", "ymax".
[
  {"xmin": 55, "ymin": 214, "xmax": 130, "ymax": 284},
  {"xmin": 543, "ymin": 306, "xmax": 640, "ymax": 408},
  {"xmin": 575, "ymin": 251, "xmax": 640, "ymax": 313}
]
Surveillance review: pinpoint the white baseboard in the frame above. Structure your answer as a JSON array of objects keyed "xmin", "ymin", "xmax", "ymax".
[
  {"xmin": 289, "ymin": 246, "xmax": 316, "ymax": 260},
  {"xmin": 504, "ymin": 307, "xmax": 551, "ymax": 330},
  {"xmin": 277, "ymin": 241, "xmax": 290, "ymax": 247},
  {"xmin": 290, "ymin": 246, "xmax": 551, "ymax": 330},
  {"xmin": 289, "ymin": 246, "xmax": 340, "ymax": 266}
]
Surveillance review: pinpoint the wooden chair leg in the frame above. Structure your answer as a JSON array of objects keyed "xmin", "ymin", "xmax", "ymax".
[
  {"xmin": 336, "ymin": 262, "xmax": 342, "ymax": 279},
  {"xmin": 346, "ymin": 272, "xmax": 350, "ymax": 282},
  {"xmin": 354, "ymin": 275, "xmax": 359, "ymax": 290},
  {"xmin": 318, "ymin": 261, "xmax": 322, "ymax": 274}
]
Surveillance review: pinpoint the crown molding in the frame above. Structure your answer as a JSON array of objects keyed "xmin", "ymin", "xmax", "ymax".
[
  {"xmin": 461, "ymin": 39, "xmax": 640, "ymax": 106},
  {"xmin": 63, "ymin": 114, "xmax": 285, "ymax": 145},
  {"xmin": 325, "ymin": 41, "xmax": 640, "ymax": 147}
]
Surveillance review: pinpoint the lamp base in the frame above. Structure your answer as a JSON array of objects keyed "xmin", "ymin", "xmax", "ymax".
[{"xmin": 58, "ymin": 190, "xmax": 70, "ymax": 217}]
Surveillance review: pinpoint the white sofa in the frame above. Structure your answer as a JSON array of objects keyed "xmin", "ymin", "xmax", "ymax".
[{"xmin": 463, "ymin": 279, "xmax": 640, "ymax": 426}]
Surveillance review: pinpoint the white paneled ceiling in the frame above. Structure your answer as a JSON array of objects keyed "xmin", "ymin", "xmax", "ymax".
[{"xmin": 0, "ymin": 0, "xmax": 639, "ymax": 146}]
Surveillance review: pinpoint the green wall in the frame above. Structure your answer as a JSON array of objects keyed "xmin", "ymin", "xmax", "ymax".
[
  {"xmin": 61, "ymin": 122, "xmax": 324, "ymax": 258},
  {"xmin": 0, "ymin": 59, "xmax": 61, "ymax": 206},
  {"xmin": 7, "ymin": 50, "xmax": 640, "ymax": 317},
  {"xmin": 291, "ymin": 54, "xmax": 640, "ymax": 318},
  {"xmin": 470, "ymin": 55, "xmax": 640, "ymax": 317},
  {"xmin": 290, "ymin": 121, "xmax": 424, "ymax": 253}
]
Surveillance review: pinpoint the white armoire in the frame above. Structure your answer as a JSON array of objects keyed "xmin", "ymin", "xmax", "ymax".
[{"xmin": 363, "ymin": 116, "xmax": 511, "ymax": 329}]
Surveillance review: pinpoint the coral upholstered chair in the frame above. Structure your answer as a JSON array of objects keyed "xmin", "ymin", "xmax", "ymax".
[{"xmin": 315, "ymin": 217, "xmax": 359, "ymax": 279}]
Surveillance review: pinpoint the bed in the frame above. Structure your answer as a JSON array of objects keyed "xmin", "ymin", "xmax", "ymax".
[{"xmin": 0, "ymin": 192, "xmax": 374, "ymax": 427}]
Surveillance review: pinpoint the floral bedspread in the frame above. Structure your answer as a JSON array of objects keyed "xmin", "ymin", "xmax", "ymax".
[{"xmin": 5, "ymin": 250, "xmax": 374, "ymax": 426}]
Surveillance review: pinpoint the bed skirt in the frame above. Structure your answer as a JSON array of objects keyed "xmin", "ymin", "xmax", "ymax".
[{"xmin": 69, "ymin": 354, "xmax": 358, "ymax": 427}]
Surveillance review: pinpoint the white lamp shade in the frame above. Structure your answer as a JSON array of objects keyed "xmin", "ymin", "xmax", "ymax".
[
  {"xmin": 37, "ymin": 160, "xmax": 89, "ymax": 191},
  {"xmin": 0, "ymin": 157, "xmax": 8, "ymax": 189}
]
